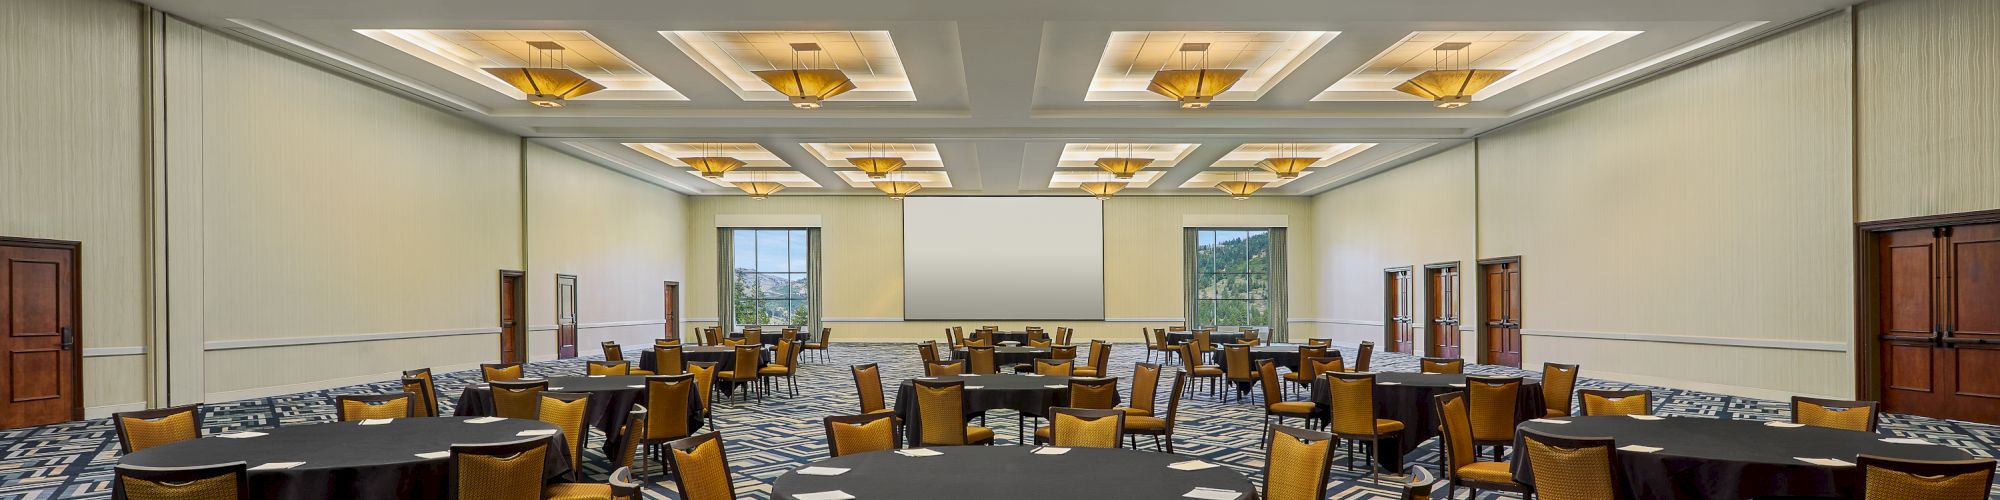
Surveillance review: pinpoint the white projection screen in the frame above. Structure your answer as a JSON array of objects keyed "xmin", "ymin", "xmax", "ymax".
[{"xmin": 903, "ymin": 197, "xmax": 1105, "ymax": 320}]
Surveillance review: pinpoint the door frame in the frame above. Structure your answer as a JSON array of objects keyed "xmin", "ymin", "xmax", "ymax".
[
  {"xmin": 663, "ymin": 280, "xmax": 680, "ymax": 341},
  {"xmin": 1383, "ymin": 266, "xmax": 1413, "ymax": 352},
  {"xmin": 0, "ymin": 236, "xmax": 84, "ymax": 423},
  {"xmin": 555, "ymin": 273, "xmax": 579, "ymax": 359},
  {"xmin": 1476, "ymin": 256, "xmax": 1523, "ymax": 366},
  {"xmin": 1853, "ymin": 208, "xmax": 2000, "ymax": 400},
  {"xmin": 1423, "ymin": 261, "xmax": 1462, "ymax": 358},
  {"xmin": 498, "ymin": 270, "xmax": 525, "ymax": 364}
]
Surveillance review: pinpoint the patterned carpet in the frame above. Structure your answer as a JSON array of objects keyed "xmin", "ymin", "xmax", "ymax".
[{"xmin": 5, "ymin": 343, "xmax": 2000, "ymax": 499}]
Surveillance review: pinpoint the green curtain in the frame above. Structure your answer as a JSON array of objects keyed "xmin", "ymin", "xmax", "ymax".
[
  {"xmin": 1182, "ymin": 228, "xmax": 1200, "ymax": 329},
  {"xmin": 806, "ymin": 228, "xmax": 824, "ymax": 338},
  {"xmin": 716, "ymin": 229, "xmax": 737, "ymax": 334},
  {"xmin": 1268, "ymin": 228, "xmax": 1289, "ymax": 342}
]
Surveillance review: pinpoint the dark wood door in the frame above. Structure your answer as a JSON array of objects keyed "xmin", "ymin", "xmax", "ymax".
[
  {"xmin": 1879, "ymin": 223, "xmax": 2000, "ymax": 423},
  {"xmin": 556, "ymin": 274, "xmax": 578, "ymax": 359},
  {"xmin": 1482, "ymin": 259, "xmax": 1523, "ymax": 368},
  {"xmin": 663, "ymin": 281, "xmax": 680, "ymax": 341},
  {"xmin": 0, "ymin": 239, "xmax": 81, "ymax": 429},
  {"xmin": 499, "ymin": 271, "xmax": 523, "ymax": 363},
  {"xmin": 1386, "ymin": 268, "xmax": 1415, "ymax": 352},
  {"xmin": 1427, "ymin": 263, "xmax": 1462, "ymax": 359}
]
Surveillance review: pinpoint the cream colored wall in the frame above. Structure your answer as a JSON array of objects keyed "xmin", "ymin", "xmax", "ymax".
[
  {"xmin": 1308, "ymin": 144, "xmax": 1478, "ymax": 350},
  {"xmin": 1856, "ymin": 0, "xmax": 2000, "ymax": 221},
  {"xmin": 525, "ymin": 142, "xmax": 689, "ymax": 360},
  {"xmin": 1475, "ymin": 15, "xmax": 1855, "ymax": 399},
  {"xmin": 684, "ymin": 195, "xmax": 1315, "ymax": 343},
  {"xmin": 0, "ymin": 0, "xmax": 148, "ymax": 412}
]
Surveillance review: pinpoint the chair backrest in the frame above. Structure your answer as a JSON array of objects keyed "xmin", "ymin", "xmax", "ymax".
[
  {"xmin": 1151, "ymin": 328, "xmax": 1170, "ymax": 348},
  {"xmin": 913, "ymin": 379, "xmax": 971, "ymax": 445},
  {"xmin": 975, "ymin": 330, "xmax": 998, "ymax": 346},
  {"xmin": 645, "ymin": 374, "xmax": 695, "ymax": 441},
  {"xmin": 687, "ymin": 361, "xmax": 719, "ymax": 414},
  {"xmin": 816, "ymin": 327, "xmax": 832, "ymax": 346},
  {"xmin": 1420, "ymin": 357, "xmax": 1465, "ymax": 374},
  {"xmin": 742, "ymin": 327, "xmax": 762, "ymax": 339},
  {"xmin": 776, "ymin": 339, "xmax": 802, "ymax": 374},
  {"xmin": 1466, "ymin": 375, "xmax": 1524, "ymax": 442},
  {"xmin": 1261, "ymin": 425, "xmax": 1337, "ymax": 500},
  {"xmin": 1169, "ymin": 325, "xmax": 1187, "ymax": 332},
  {"xmin": 448, "ymin": 436, "xmax": 550, "ymax": 500},
  {"xmin": 1047, "ymin": 407, "xmax": 1125, "ymax": 448},
  {"xmin": 1305, "ymin": 354, "xmax": 1345, "ymax": 377},
  {"xmin": 1256, "ymin": 359, "xmax": 1287, "ymax": 404},
  {"xmin": 1577, "ymin": 389, "xmax": 1651, "ymax": 417},
  {"xmin": 1298, "ymin": 345, "xmax": 1328, "ymax": 367},
  {"xmin": 1068, "ymin": 377, "xmax": 1120, "ymax": 410},
  {"xmin": 1432, "ymin": 392, "xmax": 1480, "ymax": 474},
  {"xmin": 919, "ymin": 341, "xmax": 941, "ymax": 363},
  {"xmin": 402, "ymin": 375, "xmax": 438, "ymax": 418},
  {"xmin": 609, "ymin": 466, "xmax": 641, "ymax": 500},
  {"xmin": 481, "ymin": 363, "xmax": 523, "ymax": 382},
  {"xmin": 664, "ymin": 432, "xmax": 738, "ymax": 500},
  {"xmin": 926, "ymin": 360, "xmax": 966, "ymax": 376},
  {"xmin": 1354, "ymin": 341, "xmax": 1374, "ymax": 371},
  {"xmin": 490, "ymin": 379, "xmax": 549, "ymax": 419},
  {"xmin": 1056, "ymin": 327, "xmax": 1073, "ymax": 345},
  {"xmin": 981, "ymin": 325, "xmax": 1000, "ymax": 331},
  {"xmin": 851, "ymin": 363, "xmax": 888, "ymax": 414},
  {"xmin": 1088, "ymin": 341, "xmax": 1112, "ymax": 373},
  {"xmin": 1856, "ymin": 454, "xmax": 1997, "ymax": 500},
  {"xmin": 781, "ymin": 328, "xmax": 799, "ymax": 343},
  {"xmin": 1035, "ymin": 358, "xmax": 1075, "ymax": 376},
  {"xmin": 1542, "ymin": 363, "xmax": 1580, "ymax": 417},
  {"xmin": 1051, "ymin": 344, "xmax": 1078, "ymax": 360},
  {"xmin": 654, "ymin": 346, "xmax": 686, "ymax": 376},
  {"xmin": 947, "ymin": 327, "xmax": 966, "ymax": 348},
  {"xmin": 117, "ymin": 462, "xmax": 249, "ymax": 500},
  {"xmin": 1159, "ymin": 372, "xmax": 1186, "ymax": 434},
  {"xmin": 1306, "ymin": 338, "xmax": 1330, "ymax": 347},
  {"xmin": 702, "ymin": 327, "xmax": 722, "ymax": 345},
  {"xmin": 538, "ymin": 392, "xmax": 592, "ymax": 478},
  {"xmin": 1792, "ymin": 396, "xmax": 1879, "ymax": 432},
  {"xmin": 602, "ymin": 341, "xmax": 624, "ymax": 361},
  {"xmin": 588, "ymin": 360, "xmax": 631, "ymax": 376},
  {"xmin": 964, "ymin": 338, "xmax": 993, "ymax": 348},
  {"xmin": 335, "ymin": 393, "xmax": 414, "ymax": 421},
  {"xmin": 1519, "ymin": 428, "xmax": 1622, "ymax": 500},
  {"xmin": 1194, "ymin": 330, "xmax": 1213, "ymax": 353},
  {"xmin": 403, "ymin": 368, "xmax": 438, "ymax": 417},
  {"xmin": 824, "ymin": 412, "xmax": 901, "ymax": 457},
  {"xmin": 1224, "ymin": 345, "xmax": 1253, "ymax": 379},
  {"xmin": 1176, "ymin": 344, "xmax": 1203, "ymax": 371},
  {"xmin": 114, "ymin": 405, "xmax": 203, "ymax": 455},
  {"xmin": 656, "ymin": 338, "xmax": 681, "ymax": 348},
  {"xmin": 968, "ymin": 346, "xmax": 998, "ymax": 374},
  {"xmin": 1324, "ymin": 372, "xmax": 1380, "ymax": 437},
  {"xmin": 1027, "ymin": 338, "xmax": 1054, "ymax": 348},
  {"xmin": 727, "ymin": 345, "xmax": 761, "ymax": 382},
  {"xmin": 1130, "ymin": 362, "xmax": 1161, "ymax": 412},
  {"xmin": 616, "ymin": 407, "xmax": 647, "ymax": 469},
  {"xmin": 1241, "ymin": 329, "xmax": 1261, "ymax": 346}
]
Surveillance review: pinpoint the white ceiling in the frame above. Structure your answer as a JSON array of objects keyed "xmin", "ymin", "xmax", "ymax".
[{"xmin": 147, "ymin": 0, "xmax": 1858, "ymax": 197}]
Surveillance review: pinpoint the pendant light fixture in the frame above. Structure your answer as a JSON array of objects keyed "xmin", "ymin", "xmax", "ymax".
[
  {"xmin": 1079, "ymin": 171, "xmax": 1127, "ymax": 200},
  {"xmin": 482, "ymin": 41, "xmax": 607, "ymax": 107},
  {"xmin": 846, "ymin": 143, "xmax": 906, "ymax": 178},
  {"xmin": 1094, "ymin": 144, "xmax": 1154, "ymax": 179},
  {"xmin": 734, "ymin": 171, "xmax": 785, "ymax": 200},
  {"xmin": 1216, "ymin": 171, "xmax": 1266, "ymax": 200},
  {"xmin": 679, "ymin": 143, "xmax": 746, "ymax": 178},
  {"xmin": 1255, "ymin": 143, "xmax": 1320, "ymax": 179},
  {"xmin": 873, "ymin": 172, "xmax": 922, "ymax": 200},
  {"xmin": 753, "ymin": 43, "xmax": 857, "ymax": 109},
  {"xmin": 1147, "ymin": 43, "xmax": 1248, "ymax": 109},
  {"xmin": 1393, "ymin": 42, "xmax": 1514, "ymax": 109}
]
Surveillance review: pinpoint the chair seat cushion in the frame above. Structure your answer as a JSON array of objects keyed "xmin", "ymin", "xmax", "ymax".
[
  {"xmin": 1268, "ymin": 401, "xmax": 1316, "ymax": 415},
  {"xmin": 968, "ymin": 426, "xmax": 995, "ymax": 443},
  {"xmin": 1034, "ymin": 426, "xmax": 1050, "ymax": 439},
  {"xmin": 758, "ymin": 365, "xmax": 789, "ymax": 375},
  {"xmin": 1545, "ymin": 408, "xmax": 1569, "ymax": 418},
  {"xmin": 1373, "ymin": 419, "xmax": 1405, "ymax": 433},
  {"xmin": 1072, "ymin": 369, "xmax": 1100, "ymax": 377},
  {"xmin": 1126, "ymin": 416, "xmax": 1167, "ymax": 431},
  {"xmin": 627, "ymin": 369, "xmax": 655, "ymax": 376},
  {"xmin": 1118, "ymin": 407, "xmax": 1152, "ymax": 417},
  {"xmin": 1189, "ymin": 366, "xmax": 1223, "ymax": 376},
  {"xmin": 1456, "ymin": 461, "xmax": 1514, "ymax": 483},
  {"xmin": 542, "ymin": 482, "xmax": 612, "ymax": 500},
  {"xmin": 866, "ymin": 408, "xmax": 895, "ymax": 415}
]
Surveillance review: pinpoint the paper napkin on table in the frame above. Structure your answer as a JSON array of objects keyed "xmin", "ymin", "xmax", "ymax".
[
  {"xmin": 965, "ymin": 386, "xmax": 985, "ymax": 390},
  {"xmin": 626, "ymin": 385, "xmax": 645, "ymax": 388},
  {"xmin": 588, "ymin": 375, "xmax": 605, "ymax": 378},
  {"xmin": 216, "ymin": 432, "xmax": 268, "ymax": 439},
  {"xmin": 796, "ymin": 467, "xmax": 850, "ymax": 476},
  {"xmin": 1033, "ymin": 447, "xmax": 1071, "ymax": 455},
  {"xmin": 516, "ymin": 429, "xmax": 559, "ymax": 437},
  {"xmin": 547, "ymin": 387, "xmax": 565, "ymax": 391},
  {"xmin": 1765, "ymin": 421, "xmax": 1806, "ymax": 428},
  {"xmin": 1184, "ymin": 487, "xmax": 1244, "ymax": 499},
  {"xmin": 791, "ymin": 491, "xmax": 856, "ymax": 500},
  {"xmin": 1796, "ymin": 457, "xmax": 1856, "ymax": 467},
  {"xmin": 1044, "ymin": 384, "xmax": 1068, "ymax": 389},
  {"xmin": 1528, "ymin": 418, "xmax": 1571, "ymax": 424},
  {"xmin": 465, "ymin": 417, "xmax": 505, "ymax": 424},
  {"xmin": 1628, "ymin": 415, "xmax": 1665, "ymax": 421},
  {"xmin": 414, "ymin": 451, "xmax": 450, "ymax": 459},
  {"xmin": 1618, "ymin": 445, "xmax": 1663, "ymax": 453},
  {"xmin": 1168, "ymin": 460, "xmax": 1219, "ymax": 471},
  {"xmin": 896, "ymin": 448, "xmax": 943, "ymax": 457},
  {"xmin": 916, "ymin": 377, "xmax": 939, "ymax": 381},
  {"xmin": 250, "ymin": 462, "xmax": 304, "ymax": 471},
  {"xmin": 1376, "ymin": 382, "xmax": 1402, "ymax": 385},
  {"xmin": 1448, "ymin": 383, "xmax": 1467, "ymax": 387},
  {"xmin": 359, "ymin": 419, "xmax": 393, "ymax": 426},
  {"xmin": 1023, "ymin": 373, "xmax": 1044, "ymax": 377},
  {"xmin": 1881, "ymin": 437, "xmax": 1932, "ymax": 445}
]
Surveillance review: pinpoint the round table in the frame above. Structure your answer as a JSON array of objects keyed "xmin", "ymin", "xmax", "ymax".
[
  {"xmin": 456, "ymin": 375, "xmax": 701, "ymax": 458},
  {"xmin": 1310, "ymin": 372, "xmax": 1545, "ymax": 472},
  {"xmin": 116, "ymin": 417, "xmax": 568, "ymax": 500},
  {"xmin": 1512, "ymin": 416, "xmax": 1974, "ymax": 499},
  {"xmin": 771, "ymin": 446, "xmax": 1255, "ymax": 499},
  {"xmin": 1212, "ymin": 344, "xmax": 1305, "ymax": 373},
  {"xmin": 891, "ymin": 374, "xmax": 1120, "ymax": 445},
  {"xmin": 1166, "ymin": 331, "xmax": 1250, "ymax": 346},
  {"xmin": 952, "ymin": 345, "xmax": 1052, "ymax": 367},
  {"xmin": 636, "ymin": 345, "xmax": 770, "ymax": 374}
]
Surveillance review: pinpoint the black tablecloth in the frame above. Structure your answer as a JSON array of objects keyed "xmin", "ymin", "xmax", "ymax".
[
  {"xmin": 891, "ymin": 374, "xmax": 1120, "ymax": 445},
  {"xmin": 1310, "ymin": 372, "xmax": 1545, "ymax": 471},
  {"xmin": 1511, "ymin": 416, "xmax": 1973, "ymax": 499},
  {"xmin": 771, "ymin": 446, "xmax": 1255, "ymax": 499},
  {"xmin": 456, "ymin": 375, "xmax": 700, "ymax": 458},
  {"xmin": 635, "ymin": 345, "xmax": 770, "ymax": 374},
  {"xmin": 116, "ymin": 417, "xmax": 568, "ymax": 500},
  {"xmin": 732, "ymin": 331, "xmax": 810, "ymax": 345},
  {"xmin": 952, "ymin": 346, "xmax": 1052, "ymax": 367},
  {"xmin": 1212, "ymin": 344, "xmax": 1304, "ymax": 373}
]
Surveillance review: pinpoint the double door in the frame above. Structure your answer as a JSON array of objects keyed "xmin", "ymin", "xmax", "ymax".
[
  {"xmin": 1481, "ymin": 258, "xmax": 1523, "ymax": 368},
  {"xmin": 1426, "ymin": 263, "xmax": 1463, "ymax": 358},
  {"xmin": 1875, "ymin": 223, "xmax": 2000, "ymax": 423},
  {"xmin": 1385, "ymin": 268, "xmax": 1415, "ymax": 353}
]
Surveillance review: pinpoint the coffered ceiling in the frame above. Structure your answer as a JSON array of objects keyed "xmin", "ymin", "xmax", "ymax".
[{"xmin": 148, "ymin": 0, "xmax": 1858, "ymax": 197}]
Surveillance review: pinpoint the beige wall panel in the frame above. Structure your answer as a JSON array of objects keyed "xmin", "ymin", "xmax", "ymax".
[
  {"xmin": 0, "ymin": 0, "xmax": 147, "ymax": 408},
  {"xmin": 686, "ymin": 196, "xmax": 906, "ymax": 322},
  {"xmin": 1857, "ymin": 0, "xmax": 2000, "ymax": 221},
  {"xmin": 1527, "ymin": 336, "xmax": 1851, "ymax": 401},
  {"xmin": 1476, "ymin": 16, "xmax": 1854, "ymax": 397},
  {"xmin": 84, "ymin": 355, "xmax": 148, "ymax": 414},
  {"xmin": 203, "ymin": 334, "xmax": 494, "ymax": 396},
  {"xmin": 1308, "ymin": 144, "xmax": 1478, "ymax": 351},
  {"xmin": 526, "ymin": 143, "xmax": 689, "ymax": 352}
]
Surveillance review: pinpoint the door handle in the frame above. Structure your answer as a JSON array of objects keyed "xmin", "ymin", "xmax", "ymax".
[{"xmin": 61, "ymin": 326, "xmax": 73, "ymax": 350}]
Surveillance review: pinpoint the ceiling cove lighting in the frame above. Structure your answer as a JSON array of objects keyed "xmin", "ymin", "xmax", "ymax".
[
  {"xmin": 1147, "ymin": 43, "xmax": 1248, "ymax": 109},
  {"xmin": 481, "ymin": 41, "xmax": 606, "ymax": 107},
  {"xmin": 1394, "ymin": 42, "xmax": 1514, "ymax": 109},
  {"xmin": 753, "ymin": 43, "xmax": 857, "ymax": 109},
  {"xmin": 1254, "ymin": 144, "xmax": 1320, "ymax": 179},
  {"xmin": 678, "ymin": 144, "xmax": 746, "ymax": 178}
]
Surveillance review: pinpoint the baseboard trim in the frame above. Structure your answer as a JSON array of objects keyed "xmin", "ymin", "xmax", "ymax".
[
  {"xmin": 84, "ymin": 346, "xmax": 146, "ymax": 357},
  {"xmin": 1524, "ymin": 329, "xmax": 1847, "ymax": 352},
  {"xmin": 529, "ymin": 319, "xmax": 668, "ymax": 331},
  {"xmin": 86, "ymin": 402, "xmax": 149, "ymax": 419},
  {"xmin": 823, "ymin": 317, "xmax": 904, "ymax": 323},
  {"xmin": 203, "ymin": 360, "xmax": 487, "ymax": 403},
  {"xmin": 1573, "ymin": 367, "xmax": 1846, "ymax": 401},
  {"xmin": 1299, "ymin": 318, "xmax": 1386, "ymax": 327},
  {"xmin": 204, "ymin": 327, "xmax": 499, "ymax": 351}
]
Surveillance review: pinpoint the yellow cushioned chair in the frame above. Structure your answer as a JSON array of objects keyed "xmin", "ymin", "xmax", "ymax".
[
  {"xmin": 537, "ymin": 392, "xmax": 592, "ymax": 481},
  {"xmin": 850, "ymin": 363, "xmax": 895, "ymax": 417},
  {"xmin": 1032, "ymin": 376, "xmax": 1120, "ymax": 445},
  {"xmin": 1420, "ymin": 357, "xmax": 1465, "ymax": 375},
  {"xmin": 1577, "ymin": 389, "xmax": 1651, "ymax": 417},
  {"xmin": 448, "ymin": 436, "xmax": 550, "ymax": 500},
  {"xmin": 1346, "ymin": 341, "xmax": 1375, "ymax": 372},
  {"xmin": 335, "ymin": 393, "xmax": 413, "ymax": 422},
  {"xmin": 1542, "ymin": 362, "xmax": 1579, "ymax": 417},
  {"xmin": 117, "ymin": 462, "xmax": 249, "ymax": 500},
  {"xmin": 1221, "ymin": 344, "xmax": 1258, "ymax": 403},
  {"xmin": 1034, "ymin": 358, "xmax": 1074, "ymax": 376},
  {"xmin": 1176, "ymin": 344, "xmax": 1224, "ymax": 399},
  {"xmin": 824, "ymin": 412, "xmax": 901, "ymax": 457},
  {"xmin": 966, "ymin": 345, "xmax": 998, "ymax": 374},
  {"xmin": 1433, "ymin": 392, "xmax": 1531, "ymax": 498},
  {"xmin": 1126, "ymin": 372, "xmax": 1184, "ymax": 452},
  {"xmin": 1519, "ymin": 428, "xmax": 1625, "ymax": 500},
  {"xmin": 1044, "ymin": 407, "xmax": 1124, "ymax": 448},
  {"xmin": 1261, "ymin": 425, "xmax": 1337, "ymax": 500},
  {"xmin": 637, "ymin": 374, "xmax": 695, "ymax": 481},
  {"xmin": 1792, "ymin": 396, "xmax": 1879, "ymax": 432},
  {"xmin": 653, "ymin": 346, "xmax": 685, "ymax": 376},
  {"xmin": 758, "ymin": 340, "xmax": 804, "ymax": 397},
  {"xmin": 113, "ymin": 405, "xmax": 203, "ymax": 454},
  {"xmin": 1119, "ymin": 362, "xmax": 1161, "ymax": 417},
  {"xmin": 1257, "ymin": 359, "xmax": 1316, "ymax": 448},
  {"xmin": 1281, "ymin": 346, "xmax": 1330, "ymax": 398},
  {"xmin": 925, "ymin": 360, "xmax": 966, "ymax": 376},
  {"xmin": 489, "ymin": 380, "xmax": 548, "ymax": 420},
  {"xmin": 918, "ymin": 340, "xmax": 942, "ymax": 364},
  {"xmin": 686, "ymin": 361, "xmax": 718, "ymax": 430},
  {"xmin": 714, "ymin": 344, "xmax": 764, "ymax": 403},
  {"xmin": 482, "ymin": 363, "xmax": 524, "ymax": 382},
  {"xmin": 1325, "ymin": 372, "xmax": 1405, "ymax": 484},
  {"xmin": 1466, "ymin": 375, "xmax": 1524, "ymax": 461},
  {"xmin": 1072, "ymin": 340, "xmax": 1111, "ymax": 378},
  {"xmin": 404, "ymin": 368, "xmax": 440, "ymax": 417},
  {"xmin": 912, "ymin": 379, "xmax": 995, "ymax": 446},
  {"xmin": 587, "ymin": 360, "xmax": 631, "ymax": 376},
  {"xmin": 542, "ymin": 465, "xmax": 642, "ymax": 500},
  {"xmin": 802, "ymin": 327, "xmax": 831, "ymax": 363},
  {"xmin": 1856, "ymin": 454, "xmax": 1996, "ymax": 500},
  {"xmin": 1287, "ymin": 354, "xmax": 1344, "ymax": 399}
]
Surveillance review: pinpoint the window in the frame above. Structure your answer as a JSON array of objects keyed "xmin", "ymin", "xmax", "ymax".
[
  {"xmin": 730, "ymin": 228, "xmax": 811, "ymax": 327},
  {"xmin": 1191, "ymin": 228, "xmax": 1273, "ymax": 329}
]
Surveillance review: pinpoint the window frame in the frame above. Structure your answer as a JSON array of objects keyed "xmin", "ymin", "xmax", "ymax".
[
  {"xmin": 729, "ymin": 228, "xmax": 813, "ymax": 329},
  {"xmin": 1189, "ymin": 228, "xmax": 1275, "ymax": 330}
]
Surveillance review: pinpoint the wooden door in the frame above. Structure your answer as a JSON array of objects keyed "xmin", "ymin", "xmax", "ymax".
[
  {"xmin": 0, "ymin": 238, "xmax": 81, "ymax": 429},
  {"xmin": 1426, "ymin": 263, "xmax": 1462, "ymax": 359},
  {"xmin": 1878, "ymin": 223, "xmax": 2000, "ymax": 423},
  {"xmin": 556, "ymin": 274, "xmax": 579, "ymax": 359},
  {"xmin": 1385, "ymin": 268, "xmax": 1415, "ymax": 352},
  {"xmin": 499, "ymin": 271, "xmax": 524, "ymax": 363},
  {"xmin": 663, "ymin": 281, "xmax": 680, "ymax": 341},
  {"xmin": 1481, "ymin": 258, "xmax": 1523, "ymax": 368}
]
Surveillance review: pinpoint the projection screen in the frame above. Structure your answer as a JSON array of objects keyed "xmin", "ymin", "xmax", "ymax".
[{"xmin": 903, "ymin": 197, "xmax": 1105, "ymax": 320}]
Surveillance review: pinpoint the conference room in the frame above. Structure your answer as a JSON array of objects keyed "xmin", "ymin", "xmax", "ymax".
[{"xmin": 3, "ymin": 0, "xmax": 1998, "ymax": 498}]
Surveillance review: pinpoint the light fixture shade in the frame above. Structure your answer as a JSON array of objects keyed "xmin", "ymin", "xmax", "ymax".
[
  {"xmin": 1394, "ymin": 69, "xmax": 1515, "ymax": 108},
  {"xmin": 872, "ymin": 180, "xmax": 922, "ymax": 200},
  {"xmin": 1216, "ymin": 180, "xmax": 1267, "ymax": 200},
  {"xmin": 1079, "ymin": 181, "xmax": 1127, "ymax": 200},
  {"xmin": 753, "ymin": 68, "xmax": 857, "ymax": 109},
  {"xmin": 482, "ymin": 67, "xmax": 606, "ymax": 107},
  {"xmin": 734, "ymin": 181, "xmax": 786, "ymax": 199},
  {"xmin": 678, "ymin": 156, "xmax": 746, "ymax": 178},
  {"xmin": 1147, "ymin": 68, "xmax": 1248, "ymax": 109},
  {"xmin": 1093, "ymin": 157, "xmax": 1155, "ymax": 179},
  {"xmin": 1255, "ymin": 157, "xmax": 1320, "ymax": 179},
  {"xmin": 846, "ymin": 157, "xmax": 907, "ymax": 178}
]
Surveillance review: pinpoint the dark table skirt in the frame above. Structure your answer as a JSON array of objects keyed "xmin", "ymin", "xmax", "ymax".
[
  {"xmin": 1213, "ymin": 345, "xmax": 1304, "ymax": 373},
  {"xmin": 772, "ymin": 446, "xmax": 1255, "ymax": 499},
  {"xmin": 1166, "ymin": 331, "xmax": 1249, "ymax": 346},
  {"xmin": 1310, "ymin": 372, "xmax": 1544, "ymax": 471},
  {"xmin": 891, "ymin": 374, "xmax": 1120, "ymax": 445},
  {"xmin": 455, "ymin": 376, "xmax": 701, "ymax": 458},
  {"xmin": 952, "ymin": 346, "xmax": 1053, "ymax": 367},
  {"xmin": 635, "ymin": 346, "xmax": 769, "ymax": 374}
]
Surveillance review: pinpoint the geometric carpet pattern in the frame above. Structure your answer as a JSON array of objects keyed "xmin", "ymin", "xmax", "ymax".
[{"xmin": 4, "ymin": 343, "xmax": 1999, "ymax": 499}]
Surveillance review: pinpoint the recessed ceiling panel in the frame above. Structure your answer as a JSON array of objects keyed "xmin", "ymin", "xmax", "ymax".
[
  {"xmin": 801, "ymin": 143, "xmax": 951, "ymax": 188},
  {"xmin": 663, "ymin": 30, "xmax": 915, "ymax": 102},
  {"xmin": 1049, "ymin": 170, "xmax": 1165, "ymax": 189},
  {"xmin": 1212, "ymin": 143, "xmax": 1377, "ymax": 169},
  {"xmin": 357, "ymin": 29, "xmax": 684, "ymax": 101},
  {"xmin": 1179, "ymin": 170, "xmax": 1313, "ymax": 189},
  {"xmin": 1316, "ymin": 30, "xmax": 1639, "ymax": 102},
  {"xmin": 1087, "ymin": 31, "xmax": 1337, "ymax": 102},
  {"xmin": 623, "ymin": 142, "xmax": 820, "ymax": 187}
]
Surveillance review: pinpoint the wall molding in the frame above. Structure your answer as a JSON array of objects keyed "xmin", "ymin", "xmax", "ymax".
[
  {"xmin": 1182, "ymin": 214, "xmax": 1288, "ymax": 228},
  {"xmin": 203, "ymin": 327, "xmax": 499, "ymax": 351},
  {"xmin": 1524, "ymin": 329, "xmax": 1848, "ymax": 352},
  {"xmin": 1104, "ymin": 317, "xmax": 1183, "ymax": 322},
  {"xmin": 528, "ymin": 319, "xmax": 669, "ymax": 331},
  {"xmin": 204, "ymin": 359, "xmax": 488, "ymax": 403},
  {"xmin": 823, "ymin": 317, "xmax": 904, "ymax": 323},
  {"xmin": 84, "ymin": 346, "xmax": 146, "ymax": 357},
  {"xmin": 1297, "ymin": 318, "xmax": 1387, "ymax": 327},
  {"xmin": 716, "ymin": 214, "xmax": 822, "ymax": 228}
]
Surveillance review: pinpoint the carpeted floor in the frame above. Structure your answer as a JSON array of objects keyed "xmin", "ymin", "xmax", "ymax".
[{"xmin": 4, "ymin": 342, "xmax": 1999, "ymax": 499}]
